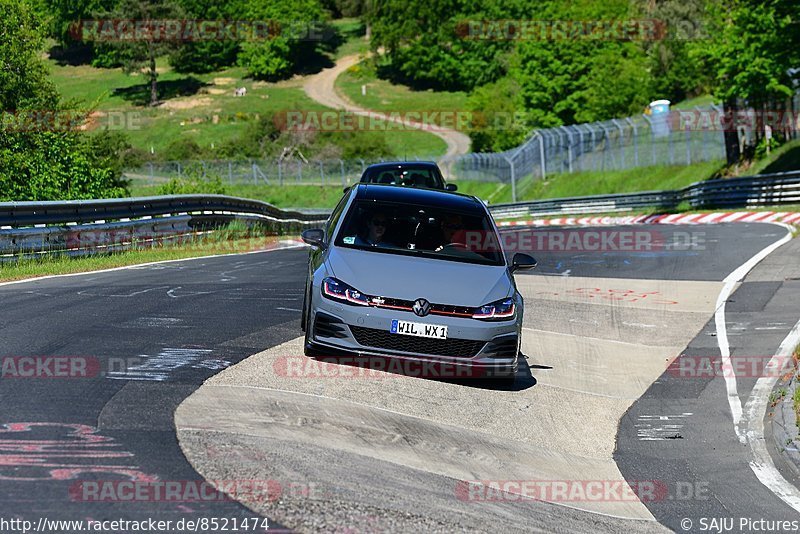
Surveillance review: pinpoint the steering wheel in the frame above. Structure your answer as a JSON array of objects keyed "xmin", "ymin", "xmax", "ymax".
[{"xmin": 438, "ymin": 242, "xmax": 469, "ymax": 251}]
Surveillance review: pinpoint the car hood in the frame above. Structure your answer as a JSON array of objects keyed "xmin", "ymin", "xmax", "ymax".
[{"xmin": 325, "ymin": 247, "xmax": 512, "ymax": 307}]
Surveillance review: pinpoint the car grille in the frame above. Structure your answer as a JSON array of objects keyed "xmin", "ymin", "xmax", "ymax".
[
  {"xmin": 480, "ymin": 336, "xmax": 518, "ymax": 358},
  {"xmin": 314, "ymin": 312, "xmax": 348, "ymax": 339},
  {"xmin": 349, "ymin": 326, "xmax": 485, "ymax": 358}
]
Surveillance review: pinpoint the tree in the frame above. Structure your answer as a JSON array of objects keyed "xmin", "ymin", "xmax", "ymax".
[
  {"xmin": 0, "ymin": 0, "xmax": 128, "ymax": 201},
  {"xmin": 699, "ymin": 0, "xmax": 800, "ymax": 162},
  {"xmin": 169, "ymin": 0, "xmax": 244, "ymax": 73},
  {"xmin": 237, "ymin": 0, "xmax": 328, "ymax": 80},
  {"xmin": 92, "ymin": 0, "xmax": 185, "ymax": 106},
  {"xmin": 369, "ymin": 0, "xmax": 525, "ymax": 91}
]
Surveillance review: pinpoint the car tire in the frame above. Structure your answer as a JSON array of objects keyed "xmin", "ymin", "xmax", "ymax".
[
  {"xmin": 300, "ymin": 281, "xmax": 310, "ymax": 332},
  {"xmin": 303, "ymin": 309, "xmax": 326, "ymax": 358},
  {"xmin": 495, "ymin": 372, "xmax": 516, "ymax": 387}
]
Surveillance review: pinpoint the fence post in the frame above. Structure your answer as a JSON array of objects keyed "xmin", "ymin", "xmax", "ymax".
[
  {"xmin": 626, "ymin": 117, "xmax": 638, "ymax": 167},
  {"xmin": 297, "ymin": 161, "xmax": 302, "ymax": 183},
  {"xmin": 228, "ymin": 161, "xmax": 232, "ymax": 183},
  {"xmin": 278, "ymin": 160, "xmax": 283, "ymax": 186},
  {"xmin": 612, "ymin": 119, "xmax": 625, "ymax": 169},
  {"xmin": 575, "ymin": 125, "xmax": 584, "ymax": 172},
  {"xmin": 319, "ymin": 161, "xmax": 325, "ymax": 185},
  {"xmin": 340, "ymin": 160, "xmax": 346, "ymax": 187},
  {"xmin": 252, "ymin": 162, "xmax": 257, "ymax": 184},
  {"xmin": 563, "ymin": 127, "xmax": 573, "ymax": 173},
  {"xmin": 177, "ymin": 162, "xmax": 182, "ymax": 178},
  {"xmin": 504, "ymin": 155, "xmax": 517, "ymax": 203},
  {"xmin": 642, "ymin": 114, "xmax": 656, "ymax": 165},
  {"xmin": 685, "ymin": 125, "xmax": 692, "ymax": 165},
  {"xmin": 148, "ymin": 162, "xmax": 154, "ymax": 184},
  {"xmin": 537, "ymin": 132, "xmax": 546, "ymax": 181},
  {"xmin": 599, "ymin": 123, "xmax": 611, "ymax": 170}
]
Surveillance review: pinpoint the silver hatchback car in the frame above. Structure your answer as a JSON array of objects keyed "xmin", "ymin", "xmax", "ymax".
[{"xmin": 300, "ymin": 184, "xmax": 536, "ymax": 384}]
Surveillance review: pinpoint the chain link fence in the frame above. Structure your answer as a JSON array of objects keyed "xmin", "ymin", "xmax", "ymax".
[
  {"xmin": 447, "ymin": 104, "xmax": 730, "ymax": 201},
  {"xmin": 125, "ymin": 157, "xmax": 444, "ymax": 189},
  {"xmin": 125, "ymin": 94, "xmax": 800, "ymax": 199}
]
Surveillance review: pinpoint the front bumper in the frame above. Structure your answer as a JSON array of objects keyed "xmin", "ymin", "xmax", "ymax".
[{"xmin": 308, "ymin": 297, "xmax": 520, "ymax": 376}]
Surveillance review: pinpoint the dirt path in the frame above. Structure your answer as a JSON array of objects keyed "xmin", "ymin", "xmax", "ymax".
[{"xmin": 302, "ymin": 54, "xmax": 471, "ymax": 160}]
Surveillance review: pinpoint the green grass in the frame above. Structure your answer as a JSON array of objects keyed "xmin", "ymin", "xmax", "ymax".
[
  {"xmin": 330, "ymin": 18, "xmax": 370, "ymax": 59},
  {"xmin": 672, "ymin": 95, "xmax": 717, "ymax": 110},
  {"xmin": 335, "ymin": 61, "xmax": 470, "ymax": 126},
  {"xmin": 452, "ymin": 160, "xmax": 725, "ymax": 205},
  {"xmin": 751, "ymin": 139, "xmax": 800, "ymax": 175},
  {"xmin": 129, "ymin": 182, "xmax": 351, "ymax": 208},
  {"xmin": 47, "ymin": 39, "xmax": 447, "ymax": 159},
  {"xmin": 0, "ymin": 227, "xmax": 290, "ymax": 282}
]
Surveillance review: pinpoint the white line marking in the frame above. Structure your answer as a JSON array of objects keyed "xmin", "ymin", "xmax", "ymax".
[
  {"xmin": 715, "ymin": 223, "xmax": 793, "ymax": 443},
  {"xmin": 742, "ymin": 318, "xmax": 800, "ymax": 512},
  {"xmin": 0, "ymin": 244, "xmax": 306, "ymax": 288}
]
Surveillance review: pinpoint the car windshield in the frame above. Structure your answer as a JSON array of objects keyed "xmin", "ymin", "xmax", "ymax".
[
  {"xmin": 334, "ymin": 200, "xmax": 504, "ymax": 266},
  {"xmin": 361, "ymin": 167, "xmax": 443, "ymax": 188}
]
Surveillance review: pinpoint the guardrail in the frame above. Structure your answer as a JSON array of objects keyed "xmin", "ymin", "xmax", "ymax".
[
  {"xmin": 2, "ymin": 171, "xmax": 799, "ymax": 257},
  {"xmin": 488, "ymin": 170, "xmax": 800, "ymax": 219},
  {"xmin": 0, "ymin": 195, "xmax": 328, "ymax": 258}
]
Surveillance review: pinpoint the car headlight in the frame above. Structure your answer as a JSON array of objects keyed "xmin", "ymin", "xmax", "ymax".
[
  {"xmin": 322, "ymin": 277, "xmax": 370, "ymax": 306},
  {"xmin": 472, "ymin": 297, "xmax": 515, "ymax": 320}
]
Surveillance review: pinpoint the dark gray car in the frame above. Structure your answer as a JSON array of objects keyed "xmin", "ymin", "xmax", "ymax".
[
  {"xmin": 300, "ymin": 184, "xmax": 535, "ymax": 384},
  {"xmin": 359, "ymin": 161, "xmax": 457, "ymax": 191}
]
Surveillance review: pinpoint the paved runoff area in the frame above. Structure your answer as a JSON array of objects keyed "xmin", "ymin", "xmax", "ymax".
[{"xmin": 175, "ymin": 223, "xmax": 797, "ymax": 532}]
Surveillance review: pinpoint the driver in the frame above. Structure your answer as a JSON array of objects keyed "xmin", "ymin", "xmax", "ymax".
[
  {"xmin": 434, "ymin": 214, "xmax": 465, "ymax": 251},
  {"xmin": 356, "ymin": 212, "xmax": 393, "ymax": 247}
]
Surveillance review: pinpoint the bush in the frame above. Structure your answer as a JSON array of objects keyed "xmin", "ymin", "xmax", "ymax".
[
  {"xmin": 157, "ymin": 165, "xmax": 227, "ymax": 195},
  {"xmin": 164, "ymin": 138, "xmax": 207, "ymax": 160}
]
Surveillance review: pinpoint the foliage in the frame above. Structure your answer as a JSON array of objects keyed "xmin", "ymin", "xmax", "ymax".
[
  {"xmin": 0, "ymin": 0, "xmax": 127, "ymax": 201},
  {"xmin": 321, "ymin": 0, "xmax": 368, "ymax": 18},
  {"xmin": 370, "ymin": 0, "xmax": 525, "ymax": 91},
  {"xmin": 40, "ymin": 0, "xmax": 116, "ymax": 48},
  {"xmin": 699, "ymin": 0, "xmax": 799, "ymax": 104},
  {"xmin": 237, "ymin": 0, "xmax": 328, "ymax": 80},
  {"xmin": 164, "ymin": 137, "xmax": 207, "ymax": 160},
  {"xmin": 169, "ymin": 0, "xmax": 244, "ymax": 73},
  {"xmin": 92, "ymin": 0, "xmax": 185, "ymax": 105},
  {"xmin": 466, "ymin": 78, "xmax": 529, "ymax": 152},
  {"xmin": 156, "ymin": 164, "xmax": 227, "ymax": 195}
]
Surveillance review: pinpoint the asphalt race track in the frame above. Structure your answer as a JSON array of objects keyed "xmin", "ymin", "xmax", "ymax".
[{"xmin": 1, "ymin": 223, "xmax": 798, "ymax": 533}]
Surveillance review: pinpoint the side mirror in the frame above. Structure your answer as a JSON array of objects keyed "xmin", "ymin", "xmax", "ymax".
[
  {"xmin": 445, "ymin": 183, "xmax": 458, "ymax": 192},
  {"xmin": 343, "ymin": 186, "xmax": 351, "ymax": 193},
  {"xmin": 301, "ymin": 228, "xmax": 326, "ymax": 249},
  {"xmin": 511, "ymin": 253, "xmax": 537, "ymax": 272}
]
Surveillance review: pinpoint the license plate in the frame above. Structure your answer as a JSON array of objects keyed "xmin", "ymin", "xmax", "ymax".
[{"xmin": 390, "ymin": 320, "xmax": 448, "ymax": 339}]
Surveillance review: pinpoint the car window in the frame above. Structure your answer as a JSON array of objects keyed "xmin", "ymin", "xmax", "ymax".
[
  {"xmin": 325, "ymin": 190, "xmax": 351, "ymax": 240},
  {"xmin": 334, "ymin": 200, "xmax": 504, "ymax": 266},
  {"xmin": 361, "ymin": 167, "xmax": 443, "ymax": 188}
]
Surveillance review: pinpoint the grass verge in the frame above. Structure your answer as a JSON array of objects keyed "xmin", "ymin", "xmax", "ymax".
[
  {"xmin": 0, "ymin": 223, "xmax": 297, "ymax": 283},
  {"xmin": 335, "ymin": 61, "xmax": 469, "ymax": 126}
]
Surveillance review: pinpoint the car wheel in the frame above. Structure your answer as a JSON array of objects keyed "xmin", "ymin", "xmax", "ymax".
[
  {"xmin": 495, "ymin": 372, "xmax": 516, "ymax": 387},
  {"xmin": 300, "ymin": 281, "xmax": 310, "ymax": 332},
  {"xmin": 303, "ymin": 309, "xmax": 326, "ymax": 358}
]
